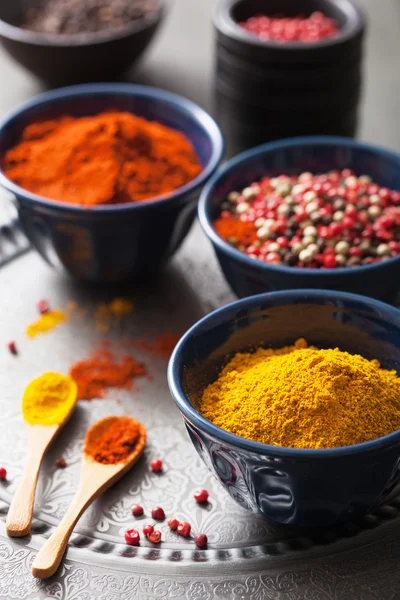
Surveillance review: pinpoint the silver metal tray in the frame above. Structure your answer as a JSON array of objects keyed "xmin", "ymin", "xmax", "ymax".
[{"xmin": 1, "ymin": 224, "xmax": 400, "ymax": 600}]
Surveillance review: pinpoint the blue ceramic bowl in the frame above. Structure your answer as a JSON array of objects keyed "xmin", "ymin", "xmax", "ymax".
[
  {"xmin": 168, "ymin": 290, "xmax": 400, "ymax": 527},
  {"xmin": 0, "ymin": 83, "xmax": 224, "ymax": 283},
  {"xmin": 198, "ymin": 136, "xmax": 400, "ymax": 303}
]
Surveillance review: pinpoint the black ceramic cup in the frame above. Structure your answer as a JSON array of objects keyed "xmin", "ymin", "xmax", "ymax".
[
  {"xmin": 215, "ymin": 0, "xmax": 366, "ymax": 64},
  {"xmin": 214, "ymin": 0, "xmax": 366, "ymax": 154},
  {"xmin": 215, "ymin": 41, "xmax": 363, "ymax": 91}
]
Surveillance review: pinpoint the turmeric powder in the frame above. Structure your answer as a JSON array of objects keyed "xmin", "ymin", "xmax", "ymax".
[
  {"xmin": 26, "ymin": 309, "xmax": 67, "ymax": 338},
  {"xmin": 199, "ymin": 339, "xmax": 400, "ymax": 449},
  {"xmin": 22, "ymin": 372, "xmax": 77, "ymax": 426}
]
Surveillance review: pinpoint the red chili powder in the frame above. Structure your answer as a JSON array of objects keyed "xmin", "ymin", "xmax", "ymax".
[
  {"xmin": 126, "ymin": 332, "xmax": 181, "ymax": 360},
  {"xmin": 84, "ymin": 416, "xmax": 142, "ymax": 464},
  {"xmin": 70, "ymin": 345, "xmax": 146, "ymax": 400},
  {"xmin": 153, "ymin": 332, "xmax": 181, "ymax": 359},
  {"xmin": 214, "ymin": 215, "xmax": 257, "ymax": 246}
]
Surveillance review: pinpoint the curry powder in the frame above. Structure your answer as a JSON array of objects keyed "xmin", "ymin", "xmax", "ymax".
[{"xmin": 199, "ymin": 339, "xmax": 400, "ymax": 449}]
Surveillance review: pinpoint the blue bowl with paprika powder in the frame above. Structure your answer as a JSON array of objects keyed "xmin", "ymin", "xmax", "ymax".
[
  {"xmin": 198, "ymin": 136, "xmax": 400, "ymax": 303},
  {"xmin": 0, "ymin": 83, "xmax": 224, "ymax": 283},
  {"xmin": 168, "ymin": 289, "xmax": 400, "ymax": 527}
]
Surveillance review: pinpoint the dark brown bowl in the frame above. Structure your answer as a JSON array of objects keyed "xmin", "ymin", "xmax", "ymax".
[{"xmin": 0, "ymin": 0, "xmax": 165, "ymax": 85}]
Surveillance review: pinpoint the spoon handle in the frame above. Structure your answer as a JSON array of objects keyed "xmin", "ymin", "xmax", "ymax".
[
  {"xmin": 31, "ymin": 482, "xmax": 93, "ymax": 579},
  {"xmin": 32, "ymin": 461, "xmax": 121, "ymax": 579},
  {"xmin": 6, "ymin": 424, "xmax": 58, "ymax": 537}
]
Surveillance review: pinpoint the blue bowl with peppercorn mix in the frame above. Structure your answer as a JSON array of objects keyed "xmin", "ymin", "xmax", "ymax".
[
  {"xmin": 168, "ymin": 289, "xmax": 400, "ymax": 527},
  {"xmin": 0, "ymin": 83, "xmax": 224, "ymax": 283},
  {"xmin": 198, "ymin": 136, "xmax": 400, "ymax": 303}
]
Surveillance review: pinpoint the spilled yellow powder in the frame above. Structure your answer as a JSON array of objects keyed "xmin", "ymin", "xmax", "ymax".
[
  {"xmin": 66, "ymin": 300, "xmax": 78, "ymax": 312},
  {"xmin": 26, "ymin": 309, "xmax": 67, "ymax": 338},
  {"xmin": 95, "ymin": 298, "xmax": 135, "ymax": 332},
  {"xmin": 200, "ymin": 338, "xmax": 400, "ymax": 449}
]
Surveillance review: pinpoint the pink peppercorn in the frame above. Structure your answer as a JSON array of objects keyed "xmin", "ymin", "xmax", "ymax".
[
  {"xmin": 0, "ymin": 467, "xmax": 6, "ymax": 480},
  {"xmin": 194, "ymin": 489, "xmax": 209, "ymax": 504},
  {"xmin": 265, "ymin": 251, "xmax": 281, "ymax": 264},
  {"xmin": 177, "ymin": 522, "xmax": 191, "ymax": 538},
  {"xmin": 151, "ymin": 506, "xmax": 165, "ymax": 520},
  {"xmin": 240, "ymin": 12, "xmax": 339, "ymax": 43},
  {"xmin": 349, "ymin": 247, "xmax": 363, "ymax": 258},
  {"xmin": 37, "ymin": 299, "xmax": 50, "ymax": 314},
  {"xmin": 276, "ymin": 236, "xmax": 289, "ymax": 248},
  {"xmin": 7, "ymin": 341, "xmax": 17, "ymax": 355},
  {"xmin": 168, "ymin": 517, "xmax": 179, "ymax": 530},
  {"xmin": 148, "ymin": 530, "xmax": 162, "ymax": 544},
  {"xmin": 323, "ymin": 254, "xmax": 337, "ymax": 269},
  {"xmin": 195, "ymin": 534, "xmax": 208, "ymax": 548},
  {"xmin": 124, "ymin": 528, "xmax": 140, "ymax": 546},
  {"xmin": 389, "ymin": 241, "xmax": 400, "ymax": 252},
  {"xmin": 143, "ymin": 524, "xmax": 154, "ymax": 537},
  {"xmin": 150, "ymin": 458, "xmax": 163, "ymax": 473},
  {"xmin": 131, "ymin": 504, "xmax": 144, "ymax": 517}
]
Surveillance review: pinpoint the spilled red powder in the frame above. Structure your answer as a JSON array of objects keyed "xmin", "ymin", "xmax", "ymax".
[
  {"xmin": 70, "ymin": 343, "xmax": 146, "ymax": 400},
  {"xmin": 152, "ymin": 332, "xmax": 180, "ymax": 359},
  {"xmin": 126, "ymin": 332, "xmax": 180, "ymax": 360}
]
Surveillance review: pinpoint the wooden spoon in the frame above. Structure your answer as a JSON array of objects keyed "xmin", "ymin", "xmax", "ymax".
[
  {"xmin": 32, "ymin": 415, "xmax": 146, "ymax": 579},
  {"xmin": 6, "ymin": 373, "xmax": 77, "ymax": 537}
]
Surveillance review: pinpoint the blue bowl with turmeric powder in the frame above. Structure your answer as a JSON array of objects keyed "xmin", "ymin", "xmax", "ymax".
[
  {"xmin": 168, "ymin": 289, "xmax": 400, "ymax": 527},
  {"xmin": 0, "ymin": 83, "xmax": 223, "ymax": 283}
]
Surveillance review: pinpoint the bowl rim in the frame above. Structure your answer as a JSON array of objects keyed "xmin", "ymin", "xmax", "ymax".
[
  {"xmin": 168, "ymin": 288, "xmax": 400, "ymax": 458},
  {"xmin": 214, "ymin": 0, "xmax": 366, "ymax": 52},
  {"xmin": 0, "ymin": 0, "xmax": 165, "ymax": 46},
  {"xmin": 198, "ymin": 134, "xmax": 400, "ymax": 275},
  {"xmin": 0, "ymin": 83, "xmax": 224, "ymax": 213}
]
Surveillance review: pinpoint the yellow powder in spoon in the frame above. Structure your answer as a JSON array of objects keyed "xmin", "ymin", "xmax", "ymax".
[{"xmin": 22, "ymin": 372, "xmax": 77, "ymax": 425}]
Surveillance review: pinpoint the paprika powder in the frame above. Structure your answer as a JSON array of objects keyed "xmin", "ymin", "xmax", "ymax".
[
  {"xmin": 70, "ymin": 344, "xmax": 146, "ymax": 400},
  {"xmin": 84, "ymin": 416, "xmax": 144, "ymax": 464},
  {"xmin": 4, "ymin": 111, "xmax": 202, "ymax": 207}
]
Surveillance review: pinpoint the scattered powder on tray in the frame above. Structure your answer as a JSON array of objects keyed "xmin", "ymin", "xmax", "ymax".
[
  {"xmin": 69, "ymin": 342, "xmax": 146, "ymax": 400},
  {"xmin": 26, "ymin": 309, "xmax": 68, "ymax": 338},
  {"xmin": 132, "ymin": 331, "xmax": 181, "ymax": 359},
  {"xmin": 67, "ymin": 300, "xmax": 86, "ymax": 317},
  {"xmin": 152, "ymin": 332, "xmax": 180, "ymax": 359},
  {"xmin": 95, "ymin": 298, "xmax": 135, "ymax": 333}
]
